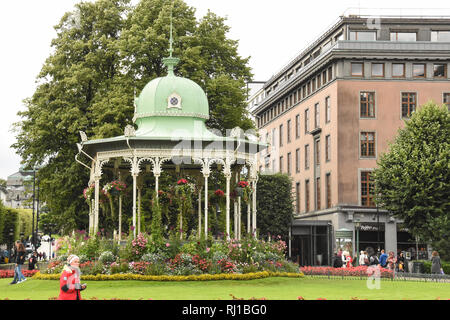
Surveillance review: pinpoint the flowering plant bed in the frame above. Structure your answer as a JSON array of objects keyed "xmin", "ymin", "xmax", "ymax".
[
  {"xmin": 32, "ymin": 271, "xmax": 304, "ymax": 281},
  {"xmin": 300, "ymin": 266, "xmax": 394, "ymax": 279},
  {"xmin": 0, "ymin": 270, "xmax": 40, "ymax": 278}
]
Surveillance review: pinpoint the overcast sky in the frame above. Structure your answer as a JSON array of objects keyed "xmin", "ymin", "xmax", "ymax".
[{"xmin": 1, "ymin": 0, "xmax": 449, "ymax": 179}]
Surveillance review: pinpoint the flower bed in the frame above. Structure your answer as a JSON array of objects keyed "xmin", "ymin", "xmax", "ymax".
[
  {"xmin": 300, "ymin": 266, "xmax": 394, "ymax": 279},
  {"xmin": 32, "ymin": 271, "xmax": 304, "ymax": 281},
  {"xmin": 0, "ymin": 270, "xmax": 40, "ymax": 278}
]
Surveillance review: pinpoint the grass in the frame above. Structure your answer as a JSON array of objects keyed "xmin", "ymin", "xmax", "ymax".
[{"xmin": 1, "ymin": 276, "xmax": 449, "ymax": 300}]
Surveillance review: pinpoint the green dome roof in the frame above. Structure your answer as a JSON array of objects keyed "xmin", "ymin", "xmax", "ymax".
[{"xmin": 133, "ymin": 73, "xmax": 209, "ymax": 125}]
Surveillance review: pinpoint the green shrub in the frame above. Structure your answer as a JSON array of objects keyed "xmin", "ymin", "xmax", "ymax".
[{"xmin": 99, "ymin": 251, "xmax": 116, "ymax": 264}]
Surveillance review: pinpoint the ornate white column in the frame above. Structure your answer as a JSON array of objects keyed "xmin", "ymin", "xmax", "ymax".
[
  {"xmin": 198, "ymin": 188, "xmax": 202, "ymax": 239},
  {"xmin": 204, "ymin": 173, "xmax": 209, "ymax": 237},
  {"xmin": 90, "ymin": 199, "xmax": 94, "ymax": 235},
  {"xmin": 94, "ymin": 177, "xmax": 100, "ymax": 235},
  {"xmin": 225, "ymin": 172, "xmax": 231, "ymax": 240},
  {"xmin": 126, "ymin": 156, "xmax": 140, "ymax": 238},
  {"xmin": 118, "ymin": 195, "xmax": 122, "ymax": 243},
  {"xmin": 247, "ymin": 198, "xmax": 251, "ymax": 235},
  {"xmin": 252, "ymin": 179, "xmax": 258, "ymax": 239}
]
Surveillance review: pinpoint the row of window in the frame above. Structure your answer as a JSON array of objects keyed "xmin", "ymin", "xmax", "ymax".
[
  {"xmin": 351, "ymin": 62, "xmax": 448, "ymax": 78},
  {"xmin": 349, "ymin": 30, "xmax": 450, "ymax": 42},
  {"xmin": 258, "ymin": 67, "xmax": 333, "ymax": 127},
  {"xmin": 294, "ymin": 173, "xmax": 332, "ymax": 214},
  {"xmin": 293, "ymin": 170, "xmax": 375, "ymax": 215}
]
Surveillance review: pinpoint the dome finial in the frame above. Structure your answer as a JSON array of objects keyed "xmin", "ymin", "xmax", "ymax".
[{"xmin": 163, "ymin": 4, "xmax": 179, "ymax": 76}]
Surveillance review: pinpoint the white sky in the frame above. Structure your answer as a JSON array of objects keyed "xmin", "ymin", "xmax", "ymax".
[{"xmin": 1, "ymin": 0, "xmax": 449, "ymax": 179}]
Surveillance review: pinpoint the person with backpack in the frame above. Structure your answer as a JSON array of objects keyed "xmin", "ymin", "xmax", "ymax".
[{"xmin": 366, "ymin": 247, "xmax": 379, "ymax": 266}]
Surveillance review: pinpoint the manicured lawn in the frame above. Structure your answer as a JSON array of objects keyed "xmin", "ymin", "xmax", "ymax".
[{"xmin": 1, "ymin": 277, "xmax": 449, "ymax": 300}]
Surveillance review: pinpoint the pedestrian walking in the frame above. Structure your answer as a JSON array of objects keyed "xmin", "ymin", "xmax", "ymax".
[
  {"xmin": 397, "ymin": 252, "xmax": 405, "ymax": 272},
  {"xmin": 10, "ymin": 241, "xmax": 27, "ymax": 285},
  {"xmin": 431, "ymin": 251, "xmax": 443, "ymax": 275},
  {"xmin": 379, "ymin": 249, "xmax": 388, "ymax": 268},
  {"xmin": 28, "ymin": 252, "xmax": 38, "ymax": 270},
  {"xmin": 333, "ymin": 251, "xmax": 343, "ymax": 268},
  {"xmin": 58, "ymin": 255, "xmax": 87, "ymax": 300},
  {"xmin": 359, "ymin": 251, "xmax": 367, "ymax": 266},
  {"xmin": 387, "ymin": 251, "xmax": 396, "ymax": 271},
  {"xmin": 367, "ymin": 247, "xmax": 379, "ymax": 266}
]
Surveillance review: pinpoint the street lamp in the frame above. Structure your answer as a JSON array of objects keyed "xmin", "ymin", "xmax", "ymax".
[
  {"xmin": 355, "ymin": 218, "xmax": 360, "ymax": 266},
  {"xmin": 8, "ymin": 228, "xmax": 14, "ymax": 263}
]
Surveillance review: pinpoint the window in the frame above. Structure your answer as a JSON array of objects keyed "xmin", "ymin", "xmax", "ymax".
[
  {"xmin": 390, "ymin": 32, "xmax": 416, "ymax": 42},
  {"xmin": 295, "ymin": 114, "xmax": 300, "ymax": 139},
  {"xmin": 443, "ymin": 93, "xmax": 450, "ymax": 110},
  {"xmin": 360, "ymin": 132, "xmax": 376, "ymax": 157},
  {"xmin": 312, "ymin": 78, "xmax": 316, "ymax": 92},
  {"xmin": 315, "ymin": 139, "xmax": 320, "ymax": 165},
  {"xmin": 351, "ymin": 63, "xmax": 364, "ymax": 77},
  {"xmin": 305, "ymin": 109, "xmax": 310, "ymax": 133},
  {"xmin": 325, "ymin": 97, "xmax": 331, "ymax": 123},
  {"xmin": 305, "ymin": 145, "xmax": 310, "ymax": 170},
  {"xmin": 296, "ymin": 148, "xmax": 300, "ymax": 173},
  {"xmin": 296, "ymin": 182, "xmax": 301, "ymax": 214},
  {"xmin": 360, "ymin": 92, "xmax": 375, "ymax": 118},
  {"xmin": 316, "ymin": 177, "xmax": 321, "ymax": 210},
  {"xmin": 326, "ymin": 173, "xmax": 331, "ymax": 209},
  {"xmin": 361, "ymin": 171, "xmax": 375, "ymax": 207},
  {"xmin": 287, "ymin": 152, "xmax": 292, "ymax": 175},
  {"xmin": 305, "ymin": 180, "xmax": 310, "ymax": 212},
  {"xmin": 371, "ymin": 63, "xmax": 384, "ymax": 77},
  {"xmin": 323, "ymin": 70, "xmax": 327, "ymax": 84},
  {"xmin": 302, "ymin": 85, "xmax": 306, "ymax": 98},
  {"xmin": 402, "ymin": 92, "xmax": 417, "ymax": 118},
  {"xmin": 279, "ymin": 156, "xmax": 283, "ymax": 173},
  {"xmin": 434, "ymin": 64, "xmax": 447, "ymax": 78},
  {"xmin": 272, "ymin": 128, "xmax": 276, "ymax": 148},
  {"xmin": 317, "ymin": 74, "xmax": 322, "ymax": 88},
  {"xmin": 413, "ymin": 64, "xmax": 426, "ymax": 78},
  {"xmin": 328, "ymin": 67, "xmax": 332, "ymax": 81},
  {"xmin": 287, "ymin": 120, "xmax": 291, "ymax": 143},
  {"xmin": 349, "ymin": 31, "xmax": 376, "ymax": 41},
  {"xmin": 325, "ymin": 135, "xmax": 331, "ymax": 162},
  {"xmin": 279, "ymin": 124, "xmax": 283, "ymax": 147},
  {"xmin": 431, "ymin": 31, "xmax": 450, "ymax": 42},
  {"xmin": 314, "ymin": 103, "xmax": 320, "ymax": 128},
  {"xmin": 392, "ymin": 63, "xmax": 405, "ymax": 77}
]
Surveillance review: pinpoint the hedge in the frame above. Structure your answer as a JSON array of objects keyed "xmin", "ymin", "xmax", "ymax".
[
  {"xmin": 32, "ymin": 271, "xmax": 304, "ymax": 281},
  {"xmin": 416, "ymin": 260, "xmax": 450, "ymax": 274}
]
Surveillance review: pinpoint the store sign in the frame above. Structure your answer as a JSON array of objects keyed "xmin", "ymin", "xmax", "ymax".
[
  {"xmin": 335, "ymin": 229, "xmax": 353, "ymax": 238},
  {"xmin": 358, "ymin": 222, "xmax": 385, "ymax": 232}
]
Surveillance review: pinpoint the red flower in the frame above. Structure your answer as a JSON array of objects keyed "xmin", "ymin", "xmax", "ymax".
[
  {"xmin": 215, "ymin": 189, "xmax": 225, "ymax": 197},
  {"xmin": 238, "ymin": 181, "xmax": 249, "ymax": 188},
  {"xmin": 177, "ymin": 179, "xmax": 188, "ymax": 185}
]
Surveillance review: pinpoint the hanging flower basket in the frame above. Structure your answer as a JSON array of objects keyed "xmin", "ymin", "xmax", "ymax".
[
  {"xmin": 234, "ymin": 180, "xmax": 252, "ymax": 203},
  {"xmin": 103, "ymin": 180, "xmax": 127, "ymax": 198},
  {"xmin": 214, "ymin": 189, "xmax": 225, "ymax": 197},
  {"xmin": 83, "ymin": 184, "xmax": 95, "ymax": 203}
]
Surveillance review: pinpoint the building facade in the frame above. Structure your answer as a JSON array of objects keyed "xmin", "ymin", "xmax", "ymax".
[
  {"xmin": 253, "ymin": 15, "xmax": 450, "ymax": 266},
  {"xmin": 5, "ymin": 167, "xmax": 35, "ymax": 209}
]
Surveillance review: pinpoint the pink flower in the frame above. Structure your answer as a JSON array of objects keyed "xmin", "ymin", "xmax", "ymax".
[
  {"xmin": 166, "ymin": 243, "xmax": 170, "ymax": 247},
  {"xmin": 206, "ymin": 248, "xmax": 210, "ymax": 252}
]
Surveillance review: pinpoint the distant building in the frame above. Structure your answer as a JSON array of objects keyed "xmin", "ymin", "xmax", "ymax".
[
  {"xmin": 5, "ymin": 166, "xmax": 35, "ymax": 209},
  {"xmin": 0, "ymin": 186, "xmax": 7, "ymax": 204}
]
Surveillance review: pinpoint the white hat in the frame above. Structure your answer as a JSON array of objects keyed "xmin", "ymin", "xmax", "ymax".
[{"xmin": 67, "ymin": 254, "xmax": 80, "ymax": 264}]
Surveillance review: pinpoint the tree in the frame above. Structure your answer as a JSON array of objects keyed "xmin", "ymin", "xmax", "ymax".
[
  {"xmin": 256, "ymin": 174, "xmax": 294, "ymax": 242},
  {"xmin": 13, "ymin": 0, "xmax": 255, "ymax": 234},
  {"xmin": 373, "ymin": 102, "xmax": 450, "ymax": 259}
]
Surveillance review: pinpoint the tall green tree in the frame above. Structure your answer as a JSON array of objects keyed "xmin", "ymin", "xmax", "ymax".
[
  {"xmin": 256, "ymin": 174, "xmax": 294, "ymax": 242},
  {"xmin": 373, "ymin": 102, "xmax": 450, "ymax": 259},
  {"xmin": 13, "ymin": 0, "xmax": 255, "ymax": 234},
  {"xmin": 13, "ymin": 0, "xmax": 132, "ymax": 232}
]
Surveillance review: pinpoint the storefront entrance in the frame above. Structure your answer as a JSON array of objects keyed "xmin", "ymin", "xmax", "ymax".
[
  {"xmin": 290, "ymin": 221, "xmax": 333, "ymax": 266},
  {"xmin": 357, "ymin": 222, "xmax": 385, "ymax": 254}
]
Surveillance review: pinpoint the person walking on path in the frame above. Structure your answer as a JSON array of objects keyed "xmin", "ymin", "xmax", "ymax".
[
  {"xmin": 58, "ymin": 255, "xmax": 87, "ymax": 300},
  {"xmin": 379, "ymin": 250, "xmax": 388, "ymax": 268},
  {"xmin": 28, "ymin": 252, "xmax": 38, "ymax": 270},
  {"xmin": 387, "ymin": 251, "xmax": 396, "ymax": 271},
  {"xmin": 10, "ymin": 241, "xmax": 26, "ymax": 285},
  {"xmin": 431, "ymin": 251, "xmax": 443, "ymax": 275},
  {"xmin": 359, "ymin": 251, "xmax": 367, "ymax": 266},
  {"xmin": 397, "ymin": 252, "xmax": 405, "ymax": 272}
]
